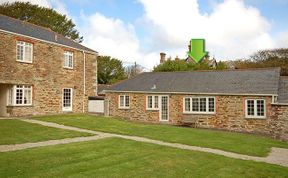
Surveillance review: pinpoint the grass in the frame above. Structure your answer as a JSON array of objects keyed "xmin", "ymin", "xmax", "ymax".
[
  {"xmin": 0, "ymin": 119, "xmax": 92, "ymax": 145},
  {"xmin": 36, "ymin": 114, "xmax": 288, "ymax": 157},
  {"xmin": 0, "ymin": 137, "xmax": 287, "ymax": 178}
]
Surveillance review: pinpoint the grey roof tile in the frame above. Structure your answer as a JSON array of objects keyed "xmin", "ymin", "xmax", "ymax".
[
  {"xmin": 278, "ymin": 77, "xmax": 288, "ymax": 103},
  {"xmin": 107, "ymin": 68, "xmax": 281, "ymax": 95},
  {"xmin": 0, "ymin": 14, "xmax": 96, "ymax": 53}
]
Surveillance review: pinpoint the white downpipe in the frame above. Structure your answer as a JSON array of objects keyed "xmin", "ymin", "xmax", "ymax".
[{"xmin": 82, "ymin": 51, "xmax": 86, "ymax": 113}]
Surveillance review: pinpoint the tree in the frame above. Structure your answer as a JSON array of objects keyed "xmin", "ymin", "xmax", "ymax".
[
  {"xmin": 0, "ymin": 2, "xmax": 83, "ymax": 42},
  {"xmin": 97, "ymin": 56, "xmax": 126, "ymax": 84},
  {"xmin": 153, "ymin": 58, "xmax": 227, "ymax": 72},
  {"xmin": 233, "ymin": 48, "xmax": 288, "ymax": 75},
  {"xmin": 125, "ymin": 62, "xmax": 145, "ymax": 78}
]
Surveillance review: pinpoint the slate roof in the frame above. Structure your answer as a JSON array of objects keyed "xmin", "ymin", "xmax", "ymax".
[
  {"xmin": 98, "ymin": 84, "xmax": 111, "ymax": 95},
  {"xmin": 278, "ymin": 77, "xmax": 288, "ymax": 103},
  {"xmin": 0, "ymin": 14, "xmax": 96, "ymax": 53},
  {"xmin": 106, "ymin": 68, "xmax": 281, "ymax": 95}
]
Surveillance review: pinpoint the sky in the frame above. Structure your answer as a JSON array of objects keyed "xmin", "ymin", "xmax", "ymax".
[{"xmin": 1, "ymin": 0, "xmax": 288, "ymax": 70}]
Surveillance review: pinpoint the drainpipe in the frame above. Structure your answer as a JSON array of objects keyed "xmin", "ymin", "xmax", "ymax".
[{"xmin": 82, "ymin": 51, "xmax": 86, "ymax": 113}]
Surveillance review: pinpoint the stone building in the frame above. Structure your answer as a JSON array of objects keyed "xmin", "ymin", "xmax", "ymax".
[
  {"xmin": 0, "ymin": 15, "xmax": 98, "ymax": 116},
  {"xmin": 104, "ymin": 68, "xmax": 288, "ymax": 140}
]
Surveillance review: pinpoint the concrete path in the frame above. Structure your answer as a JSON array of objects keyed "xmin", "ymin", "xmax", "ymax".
[
  {"xmin": 2, "ymin": 119, "xmax": 288, "ymax": 167},
  {"xmin": 0, "ymin": 135, "xmax": 111, "ymax": 152}
]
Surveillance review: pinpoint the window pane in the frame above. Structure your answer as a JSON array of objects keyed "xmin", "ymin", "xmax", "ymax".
[
  {"xmin": 154, "ymin": 96, "xmax": 158, "ymax": 108},
  {"xmin": 247, "ymin": 100, "xmax": 254, "ymax": 116},
  {"xmin": 148, "ymin": 96, "xmax": 153, "ymax": 108},
  {"xmin": 63, "ymin": 89, "xmax": 71, "ymax": 107},
  {"xmin": 16, "ymin": 89, "xmax": 23, "ymax": 104},
  {"xmin": 257, "ymin": 100, "xmax": 264, "ymax": 116},
  {"xmin": 17, "ymin": 44, "xmax": 24, "ymax": 61},
  {"xmin": 8, "ymin": 88, "xmax": 13, "ymax": 105},
  {"xmin": 25, "ymin": 45, "xmax": 32, "ymax": 62},
  {"xmin": 200, "ymin": 98, "xmax": 206, "ymax": 112},
  {"xmin": 24, "ymin": 88, "xmax": 32, "ymax": 104},
  {"xmin": 120, "ymin": 96, "xmax": 124, "ymax": 107},
  {"xmin": 208, "ymin": 98, "xmax": 215, "ymax": 112},
  {"xmin": 69, "ymin": 56, "xmax": 73, "ymax": 68},
  {"xmin": 192, "ymin": 98, "xmax": 199, "ymax": 112},
  {"xmin": 64, "ymin": 51, "xmax": 73, "ymax": 68},
  {"xmin": 125, "ymin": 95, "xmax": 129, "ymax": 107},
  {"xmin": 185, "ymin": 98, "xmax": 191, "ymax": 112}
]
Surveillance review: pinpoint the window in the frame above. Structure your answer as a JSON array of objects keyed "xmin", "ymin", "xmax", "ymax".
[
  {"xmin": 119, "ymin": 95, "xmax": 130, "ymax": 109},
  {"xmin": 183, "ymin": 97, "xmax": 215, "ymax": 114},
  {"xmin": 184, "ymin": 98, "xmax": 191, "ymax": 112},
  {"xmin": 147, "ymin": 95, "xmax": 159, "ymax": 110},
  {"xmin": 62, "ymin": 88, "xmax": 73, "ymax": 111},
  {"xmin": 17, "ymin": 41, "xmax": 33, "ymax": 63},
  {"xmin": 64, "ymin": 51, "xmax": 73, "ymax": 69},
  {"xmin": 245, "ymin": 99, "xmax": 266, "ymax": 118},
  {"xmin": 8, "ymin": 85, "xmax": 32, "ymax": 106}
]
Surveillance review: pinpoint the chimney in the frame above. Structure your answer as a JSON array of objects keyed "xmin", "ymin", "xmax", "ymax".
[
  {"xmin": 160, "ymin": 52, "xmax": 166, "ymax": 64},
  {"xmin": 175, "ymin": 55, "xmax": 180, "ymax": 61},
  {"xmin": 204, "ymin": 53, "xmax": 210, "ymax": 61},
  {"xmin": 188, "ymin": 44, "xmax": 191, "ymax": 52}
]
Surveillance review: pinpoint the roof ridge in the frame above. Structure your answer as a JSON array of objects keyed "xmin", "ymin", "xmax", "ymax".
[
  {"xmin": 0, "ymin": 14, "xmax": 53, "ymax": 32},
  {"xmin": 150, "ymin": 67, "xmax": 281, "ymax": 74}
]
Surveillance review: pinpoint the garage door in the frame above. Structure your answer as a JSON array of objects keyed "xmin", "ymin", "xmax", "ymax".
[{"xmin": 88, "ymin": 100, "xmax": 104, "ymax": 113}]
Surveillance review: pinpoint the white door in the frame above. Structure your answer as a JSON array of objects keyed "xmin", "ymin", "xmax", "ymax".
[
  {"xmin": 88, "ymin": 100, "xmax": 104, "ymax": 113},
  {"xmin": 62, "ymin": 88, "xmax": 72, "ymax": 111},
  {"xmin": 159, "ymin": 96, "xmax": 169, "ymax": 121}
]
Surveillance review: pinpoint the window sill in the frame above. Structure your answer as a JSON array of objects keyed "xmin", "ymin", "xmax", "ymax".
[
  {"xmin": 245, "ymin": 116, "xmax": 266, "ymax": 119},
  {"xmin": 183, "ymin": 112, "xmax": 215, "ymax": 115},
  {"xmin": 16, "ymin": 60, "xmax": 33, "ymax": 64},
  {"xmin": 119, "ymin": 107, "xmax": 130, "ymax": 110},
  {"xmin": 7, "ymin": 105, "xmax": 33, "ymax": 107},
  {"xmin": 146, "ymin": 108, "xmax": 159, "ymax": 111},
  {"xmin": 63, "ymin": 67, "xmax": 74, "ymax": 70}
]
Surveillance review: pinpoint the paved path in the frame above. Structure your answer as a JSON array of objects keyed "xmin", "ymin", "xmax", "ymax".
[
  {"xmin": 0, "ymin": 135, "xmax": 111, "ymax": 152},
  {"xmin": 1, "ymin": 119, "xmax": 287, "ymax": 167}
]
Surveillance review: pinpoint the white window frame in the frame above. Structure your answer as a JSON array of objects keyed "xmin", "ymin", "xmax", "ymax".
[
  {"xmin": 16, "ymin": 41, "xmax": 33, "ymax": 63},
  {"xmin": 183, "ymin": 96, "xmax": 215, "ymax": 114},
  {"xmin": 7, "ymin": 85, "xmax": 33, "ymax": 106},
  {"xmin": 119, "ymin": 95, "xmax": 130, "ymax": 109},
  {"xmin": 245, "ymin": 99, "xmax": 266, "ymax": 119},
  {"xmin": 62, "ymin": 88, "xmax": 73, "ymax": 112},
  {"xmin": 63, "ymin": 51, "xmax": 74, "ymax": 69},
  {"xmin": 159, "ymin": 95, "xmax": 169, "ymax": 121},
  {"xmin": 146, "ymin": 95, "xmax": 159, "ymax": 110}
]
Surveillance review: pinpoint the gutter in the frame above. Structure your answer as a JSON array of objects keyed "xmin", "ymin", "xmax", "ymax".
[{"xmin": 103, "ymin": 90, "xmax": 277, "ymax": 97}]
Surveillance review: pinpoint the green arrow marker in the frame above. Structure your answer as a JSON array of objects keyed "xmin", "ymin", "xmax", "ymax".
[{"xmin": 187, "ymin": 39, "xmax": 208, "ymax": 63}]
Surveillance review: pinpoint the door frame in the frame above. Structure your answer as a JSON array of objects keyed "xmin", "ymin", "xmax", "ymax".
[
  {"xmin": 62, "ymin": 88, "xmax": 73, "ymax": 112},
  {"xmin": 159, "ymin": 95, "xmax": 169, "ymax": 122}
]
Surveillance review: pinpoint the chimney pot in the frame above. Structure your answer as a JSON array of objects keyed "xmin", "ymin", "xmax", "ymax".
[
  {"xmin": 175, "ymin": 55, "xmax": 179, "ymax": 61},
  {"xmin": 160, "ymin": 52, "xmax": 166, "ymax": 64}
]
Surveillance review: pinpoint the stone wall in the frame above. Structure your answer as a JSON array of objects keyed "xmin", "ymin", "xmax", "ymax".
[
  {"xmin": 106, "ymin": 92, "xmax": 288, "ymax": 139},
  {"xmin": 0, "ymin": 32, "xmax": 97, "ymax": 116},
  {"xmin": 270, "ymin": 104, "xmax": 288, "ymax": 141},
  {"xmin": 106, "ymin": 93, "xmax": 159, "ymax": 122}
]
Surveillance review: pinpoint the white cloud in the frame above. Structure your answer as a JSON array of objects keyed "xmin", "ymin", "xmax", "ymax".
[
  {"xmin": 276, "ymin": 31, "xmax": 288, "ymax": 48},
  {"xmin": 139, "ymin": 0, "xmax": 275, "ymax": 62},
  {"xmin": 80, "ymin": 13, "xmax": 142, "ymax": 64}
]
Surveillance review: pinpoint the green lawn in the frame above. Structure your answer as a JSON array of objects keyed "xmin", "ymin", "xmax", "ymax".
[
  {"xmin": 0, "ymin": 119, "xmax": 92, "ymax": 145},
  {"xmin": 0, "ymin": 137, "xmax": 287, "ymax": 178},
  {"xmin": 36, "ymin": 115, "xmax": 288, "ymax": 157}
]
